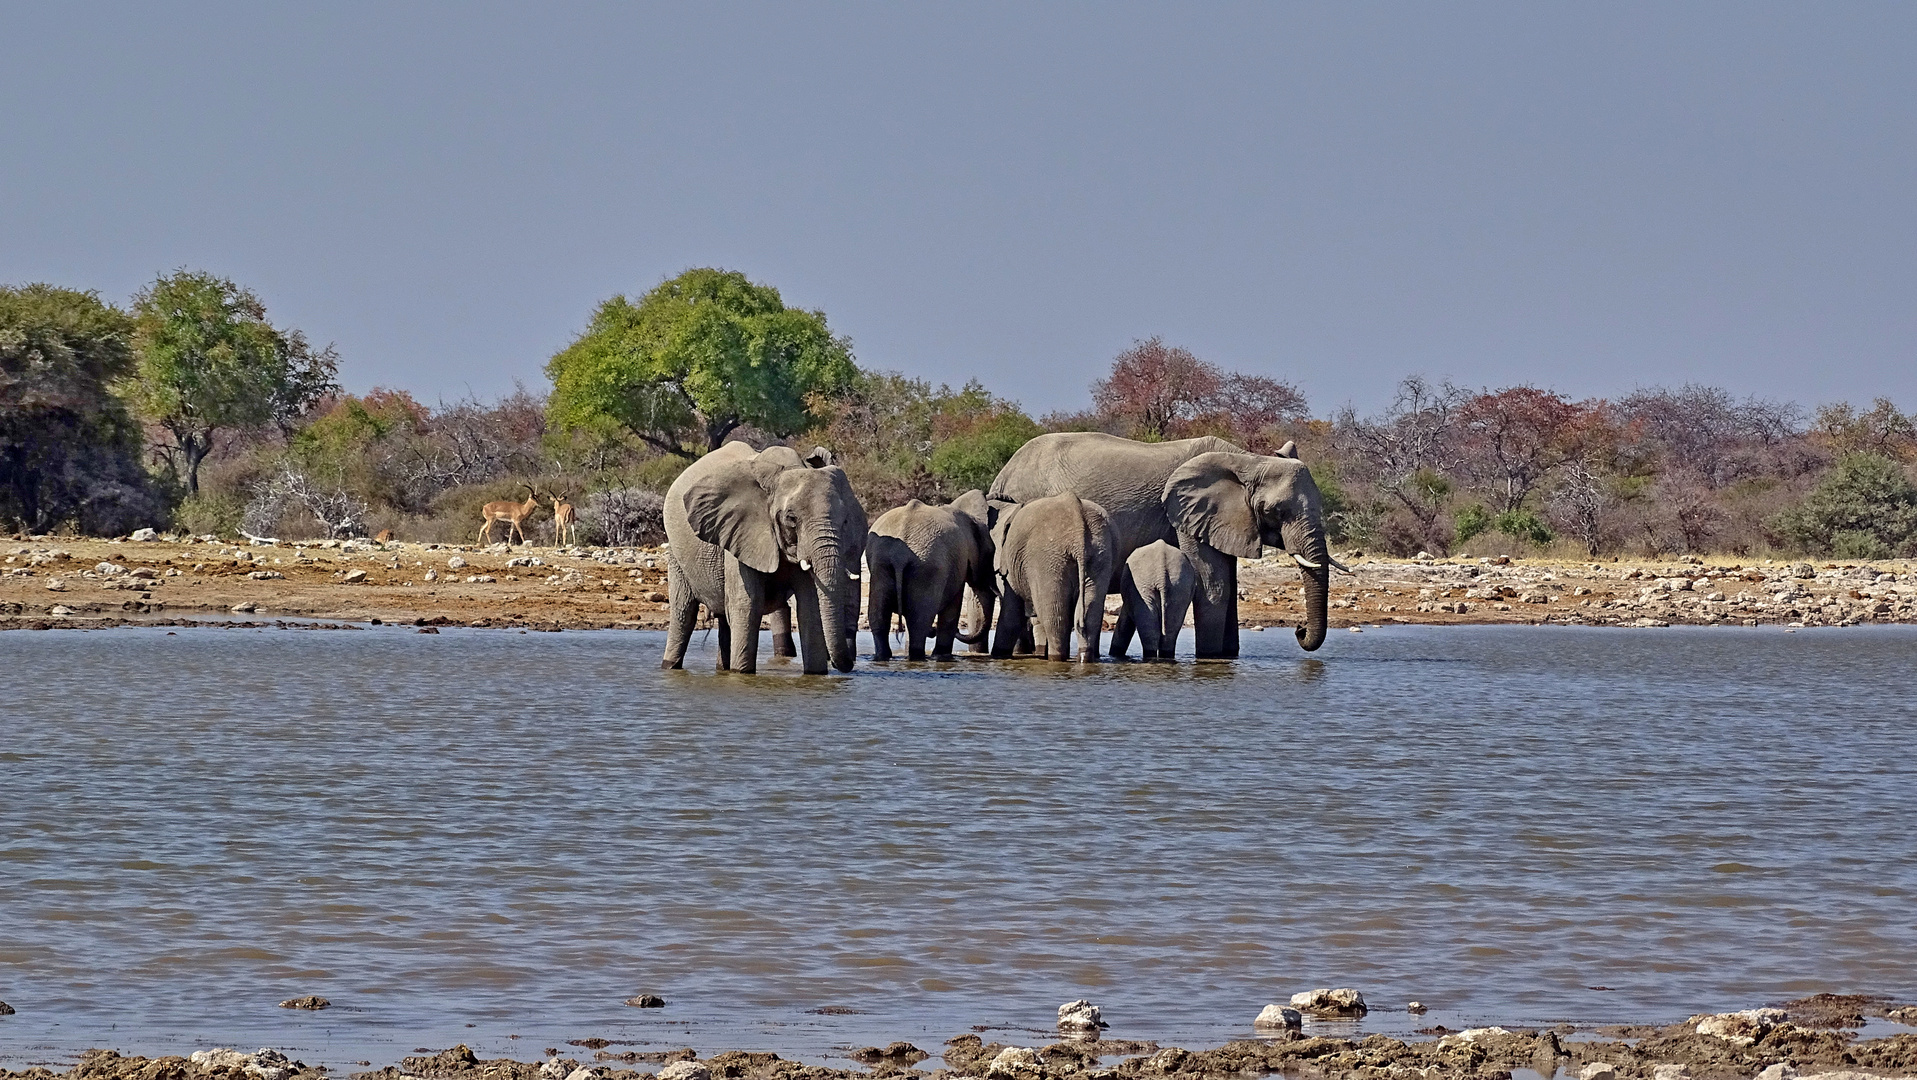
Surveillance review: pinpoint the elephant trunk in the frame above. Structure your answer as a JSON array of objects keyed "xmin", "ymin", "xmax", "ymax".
[
  {"xmin": 1287, "ymin": 521, "xmax": 1331, "ymax": 652},
  {"xmin": 957, "ymin": 585, "xmax": 994, "ymax": 645},
  {"xmin": 810, "ymin": 548, "xmax": 856, "ymax": 673}
]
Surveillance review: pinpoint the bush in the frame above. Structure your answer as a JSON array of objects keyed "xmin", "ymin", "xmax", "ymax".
[
  {"xmin": 583, "ymin": 488, "xmax": 666, "ymax": 546},
  {"xmin": 929, "ymin": 412, "xmax": 1041, "ymax": 492},
  {"xmin": 1769, "ymin": 453, "xmax": 1917, "ymax": 556},
  {"xmin": 1453, "ymin": 504, "xmax": 1492, "ymax": 544},
  {"xmin": 174, "ymin": 491, "xmax": 244, "ymax": 537},
  {"xmin": 1493, "ymin": 509, "xmax": 1553, "ymax": 546}
]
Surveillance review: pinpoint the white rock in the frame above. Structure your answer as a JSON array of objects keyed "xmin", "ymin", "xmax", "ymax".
[
  {"xmin": 1254, "ymin": 1004, "xmax": 1302, "ymax": 1029},
  {"xmin": 1693, "ymin": 1008, "xmax": 1788, "ymax": 1045},
  {"xmin": 1057, "ymin": 998, "xmax": 1104, "ymax": 1031},
  {"xmin": 655, "ymin": 1062, "xmax": 710, "ymax": 1080},
  {"xmin": 1457, "ymin": 1027, "xmax": 1510, "ymax": 1043},
  {"xmin": 1579, "ymin": 1064, "xmax": 1617, "ymax": 1080},
  {"xmin": 984, "ymin": 1048, "xmax": 1043, "ymax": 1080},
  {"xmin": 424, "ymin": 569, "xmax": 439, "ymax": 582},
  {"xmin": 342, "ymin": 569, "xmax": 368, "ymax": 583},
  {"xmin": 49, "ymin": 605, "xmax": 74, "ymax": 616},
  {"xmin": 447, "ymin": 556, "xmax": 468, "ymax": 569},
  {"xmin": 131, "ymin": 528, "xmax": 158, "ymax": 542},
  {"xmin": 539, "ymin": 1060, "xmax": 569, "ymax": 1080},
  {"xmin": 191, "ymin": 1049, "xmax": 254, "ymax": 1071},
  {"xmin": 1289, "ymin": 988, "xmax": 1367, "ymax": 1015},
  {"xmin": 565, "ymin": 1069, "xmax": 599, "ymax": 1080},
  {"xmin": 96, "ymin": 562, "xmax": 126, "ymax": 575},
  {"xmin": 231, "ymin": 601, "xmax": 257, "ymax": 613},
  {"xmin": 1653, "ymin": 1065, "xmax": 1691, "ymax": 1080},
  {"xmin": 44, "ymin": 579, "xmax": 66, "ymax": 591}
]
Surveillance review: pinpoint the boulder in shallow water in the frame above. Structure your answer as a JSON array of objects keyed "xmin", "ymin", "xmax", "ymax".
[
  {"xmin": 625, "ymin": 994, "xmax": 665, "ymax": 1008},
  {"xmin": 277, "ymin": 996, "xmax": 329, "ymax": 1010},
  {"xmin": 1578, "ymin": 1064, "xmax": 1617, "ymax": 1080},
  {"xmin": 655, "ymin": 1062, "xmax": 709, "ymax": 1080},
  {"xmin": 1057, "ymin": 999, "xmax": 1104, "ymax": 1032},
  {"xmin": 1692, "ymin": 1008, "xmax": 1788, "ymax": 1044},
  {"xmin": 0, "ymin": 1000, "xmax": 12, "ymax": 1015},
  {"xmin": 1289, "ymin": 988, "xmax": 1367, "ymax": 1016},
  {"xmin": 1254, "ymin": 1005, "xmax": 1302, "ymax": 1029},
  {"xmin": 188, "ymin": 1048, "xmax": 295, "ymax": 1080},
  {"xmin": 984, "ymin": 1048, "xmax": 1044, "ymax": 1080}
]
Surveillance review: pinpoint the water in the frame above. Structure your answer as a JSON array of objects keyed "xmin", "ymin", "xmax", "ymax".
[{"xmin": 3, "ymin": 624, "xmax": 1915, "ymax": 1069}]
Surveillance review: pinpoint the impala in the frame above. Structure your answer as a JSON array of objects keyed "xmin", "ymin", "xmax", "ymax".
[{"xmin": 478, "ymin": 484, "xmax": 542, "ymax": 546}]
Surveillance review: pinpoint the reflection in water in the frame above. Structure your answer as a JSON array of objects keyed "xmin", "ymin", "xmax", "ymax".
[{"xmin": 2, "ymin": 624, "xmax": 1915, "ymax": 1067}]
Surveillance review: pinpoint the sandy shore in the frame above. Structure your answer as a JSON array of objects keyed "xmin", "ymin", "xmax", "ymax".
[
  {"xmin": 5, "ymin": 996, "xmax": 1915, "ymax": 1080},
  {"xmin": 3, "ymin": 535, "xmax": 1914, "ymax": 634}
]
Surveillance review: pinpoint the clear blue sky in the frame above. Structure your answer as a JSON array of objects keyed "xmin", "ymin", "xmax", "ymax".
[{"xmin": 4, "ymin": 3, "xmax": 1913, "ymax": 417}]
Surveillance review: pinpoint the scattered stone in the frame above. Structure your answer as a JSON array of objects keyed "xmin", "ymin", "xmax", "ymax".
[
  {"xmin": 129, "ymin": 566, "xmax": 158, "ymax": 579},
  {"xmin": 1692, "ymin": 1007, "xmax": 1788, "ymax": 1044},
  {"xmin": 277, "ymin": 995, "xmax": 329, "ymax": 1010},
  {"xmin": 1289, "ymin": 988, "xmax": 1367, "ymax": 1016},
  {"xmin": 425, "ymin": 569, "xmax": 439, "ymax": 582},
  {"xmin": 1759, "ymin": 1066, "xmax": 1798, "ymax": 1080},
  {"xmin": 1452, "ymin": 1027, "xmax": 1510, "ymax": 1043},
  {"xmin": 342, "ymin": 568, "xmax": 369, "ymax": 583},
  {"xmin": 539, "ymin": 1058, "xmax": 570, "ymax": 1080},
  {"xmin": 447, "ymin": 556, "xmax": 468, "ymax": 569},
  {"xmin": 851, "ymin": 1043, "xmax": 929, "ymax": 1065},
  {"xmin": 131, "ymin": 528, "xmax": 158, "ymax": 542},
  {"xmin": 248, "ymin": 570, "xmax": 286, "ymax": 580},
  {"xmin": 624, "ymin": 994, "xmax": 666, "ymax": 1008},
  {"xmin": 1058, "ymin": 999, "xmax": 1105, "ymax": 1032},
  {"xmin": 655, "ymin": 1061, "xmax": 709, "ymax": 1080},
  {"xmin": 565, "ymin": 1068, "xmax": 599, "ymax": 1080},
  {"xmin": 984, "ymin": 1047, "xmax": 1043, "ymax": 1080},
  {"xmin": 644, "ymin": 591, "xmax": 667, "ymax": 603},
  {"xmin": 1889, "ymin": 1006, "xmax": 1917, "ymax": 1024},
  {"xmin": 0, "ymin": 1000, "xmax": 12, "ymax": 1014},
  {"xmin": 1791, "ymin": 562, "xmax": 1817, "ymax": 578},
  {"xmin": 1652, "ymin": 1065, "xmax": 1690, "ymax": 1080},
  {"xmin": 49, "ymin": 605, "xmax": 73, "ymax": 616},
  {"xmin": 188, "ymin": 1048, "xmax": 297, "ymax": 1080},
  {"xmin": 232, "ymin": 601, "xmax": 257, "ymax": 613},
  {"xmin": 1407, "ymin": 1001, "xmax": 1427, "ymax": 1013},
  {"xmin": 1254, "ymin": 1004, "xmax": 1302, "ymax": 1029},
  {"xmin": 1579, "ymin": 1064, "xmax": 1617, "ymax": 1080},
  {"xmin": 44, "ymin": 578, "xmax": 66, "ymax": 591}
]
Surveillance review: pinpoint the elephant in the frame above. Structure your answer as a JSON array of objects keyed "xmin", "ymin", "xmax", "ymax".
[
  {"xmin": 1119, "ymin": 540, "xmax": 1195, "ymax": 660},
  {"xmin": 661, "ymin": 441, "xmax": 867, "ymax": 674},
  {"xmin": 988, "ymin": 432, "xmax": 1343, "ymax": 655},
  {"xmin": 988, "ymin": 492, "xmax": 1118, "ymax": 662},
  {"xmin": 865, "ymin": 490, "xmax": 996, "ymax": 661}
]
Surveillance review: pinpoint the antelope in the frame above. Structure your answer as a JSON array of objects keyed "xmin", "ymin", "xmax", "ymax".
[
  {"xmin": 478, "ymin": 484, "xmax": 542, "ymax": 546},
  {"xmin": 550, "ymin": 491, "xmax": 577, "ymax": 547}
]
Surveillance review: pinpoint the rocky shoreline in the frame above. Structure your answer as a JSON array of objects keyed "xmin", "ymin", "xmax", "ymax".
[
  {"xmin": 3, "ymin": 535, "xmax": 1914, "ymax": 635},
  {"xmin": 5, "ymin": 995, "xmax": 1917, "ymax": 1080}
]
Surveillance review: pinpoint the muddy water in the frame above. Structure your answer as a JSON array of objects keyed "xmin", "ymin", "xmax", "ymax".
[{"xmin": 2, "ymin": 624, "xmax": 1915, "ymax": 1068}]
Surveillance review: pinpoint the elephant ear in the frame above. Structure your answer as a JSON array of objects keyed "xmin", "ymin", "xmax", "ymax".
[
  {"xmin": 682, "ymin": 460, "xmax": 783, "ymax": 573},
  {"xmin": 1276, "ymin": 440, "xmax": 1299, "ymax": 459},
  {"xmin": 803, "ymin": 445, "xmax": 834, "ymax": 468},
  {"xmin": 1164, "ymin": 453, "xmax": 1262, "ymax": 559}
]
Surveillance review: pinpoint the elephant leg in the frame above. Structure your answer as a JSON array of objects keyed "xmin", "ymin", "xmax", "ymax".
[
  {"xmin": 660, "ymin": 555, "xmax": 699, "ymax": 670},
  {"xmin": 903, "ymin": 590, "xmax": 939, "ymax": 661},
  {"xmin": 991, "ymin": 582, "xmax": 1026, "ymax": 658},
  {"xmin": 1075, "ymin": 588, "xmax": 1102, "ymax": 664},
  {"xmin": 1134, "ymin": 585, "xmax": 1162, "ymax": 659},
  {"xmin": 867, "ymin": 569, "xmax": 895, "ymax": 661},
  {"xmin": 767, "ymin": 599, "xmax": 797, "ymax": 657},
  {"xmin": 1182, "ymin": 538, "xmax": 1236, "ymax": 658},
  {"xmin": 715, "ymin": 613, "xmax": 732, "ymax": 672},
  {"xmin": 723, "ymin": 559, "xmax": 763, "ymax": 673},
  {"xmin": 1109, "ymin": 604, "xmax": 1137, "ymax": 658},
  {"xmin": 791, "ymin": 575, "xmax": 830, "ymax": 675},
  {"xmin": 1224, "ymin": 571, "xmax": 1241, "ymax": 658},
  {"xmin": 931, "ymin": 592, "xmax": 963, "ymax": 659}
]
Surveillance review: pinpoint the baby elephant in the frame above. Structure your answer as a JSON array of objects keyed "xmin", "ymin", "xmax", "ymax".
[
  {"xmin": 1120, "ymin": 540, "xmax": 1196, "ymax": 660},
  {"xmin": 990, "ymin": 492, "xmax": 1118, "ymax": 662},
  {"xmin": 865, "ymin": 491, "xmax": 995, "ymax": 660}
]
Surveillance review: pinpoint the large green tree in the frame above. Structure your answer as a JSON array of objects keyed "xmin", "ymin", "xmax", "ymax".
[
  {"xmin": 0, "ymin": 284, "xmax": 156, "ymax": 533},
  {"xmin": 131, "ymin": 270, "xmax": 339, "ymax": 493},
  {"xmin": 545, "ymin": 268, "xmax": 859, "ymax": 457}
]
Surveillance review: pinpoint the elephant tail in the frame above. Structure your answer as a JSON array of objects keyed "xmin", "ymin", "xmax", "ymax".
[{"xmin": 1070, "ymin": 494, "xmax": 1102, "ymax": 627}]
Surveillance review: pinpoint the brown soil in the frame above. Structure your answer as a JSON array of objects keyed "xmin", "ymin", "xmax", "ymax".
[
  {"xmin": 9, "ymin": 1010, "xmax": 1917, "ymax": 1080},
  {"xmin": 4, "ymin": 537, "xmax": 1914, "ymax": 635}
]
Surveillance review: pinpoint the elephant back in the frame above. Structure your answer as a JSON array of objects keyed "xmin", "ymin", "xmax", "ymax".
[{"xmin": 987, "ymin": 432, "xmax": 1241, "ymax": 558}]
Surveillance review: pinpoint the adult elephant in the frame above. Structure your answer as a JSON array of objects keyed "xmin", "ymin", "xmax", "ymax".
[
  {"xmin": 987, "ymin": 432, "xmax": 1342, "ymax": 655},
  {"xmin": 662, "ymin": 442, "xmax": 867, "ymax": 674}
]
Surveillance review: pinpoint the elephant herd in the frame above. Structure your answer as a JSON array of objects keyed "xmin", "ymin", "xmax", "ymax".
[{"xmin": 660, "ymin": 432, "xmax": 1346, "ymax": 675}]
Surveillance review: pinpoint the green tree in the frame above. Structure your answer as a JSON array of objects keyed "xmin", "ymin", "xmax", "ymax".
[
  {"xmin": 546, "ymin": 268, "xmax": 859, "ymax": 457},
  {"xmin": 131, "ymin": 270, "xmax": 339, "ymax": 493},
  {"xmin": 0, "ymin": 284, "xmax": 157, "ymax": 533},
  {"xmin": 1769, "ymin": 453, "xmax": 1917, "ymax": 557}
]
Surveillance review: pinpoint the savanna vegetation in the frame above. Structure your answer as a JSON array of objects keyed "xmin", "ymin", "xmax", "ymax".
[{"xmin": 4, "ymin": 266, "xmax": 1915, "ymax": 559}]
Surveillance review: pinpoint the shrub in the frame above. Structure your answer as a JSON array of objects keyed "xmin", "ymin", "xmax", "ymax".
[
  {"xmin": 1453, "ymin": 504, "xmax": 1492, "ymax": 544},
  {"xmin": 1769, "ymin": 453, "xmax": 1917, "ymax": 556},
  {"xmin": 583, "ymin": 488, "xmax": 666, "ymax": 546},
  {"xmin": 1493, "ymin": 509, "xmax": 1553, "ymax": 546}
]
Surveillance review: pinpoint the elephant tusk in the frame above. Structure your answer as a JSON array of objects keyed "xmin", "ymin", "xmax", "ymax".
[
  {"xmin": 1291, "ymin": 553, "xmax": 1322, "ymax": 570},
  {"xmin": 1328, "ymin": 556, "xmax": 1356, "ymax": 575},
  {"xmin": 798, "ymin": 559, "xmax": 811, "ymax": 572}
]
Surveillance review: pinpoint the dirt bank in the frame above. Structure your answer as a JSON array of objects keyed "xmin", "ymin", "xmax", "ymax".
[
  {"xmin": 7, "ymin": 996, "xmax": 1917, "ymax": 1080},
  {"xmin": 4, "ymin": 535, "xmax": 1914, "ymax": 634}
]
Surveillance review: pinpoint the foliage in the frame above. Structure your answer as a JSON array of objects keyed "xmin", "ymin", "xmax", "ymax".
[
  {"xmin": 807, "ymin": 372, "xmax": 1039, "ymax": 511},
  {"xmin": 1492, "ymin": 509, "xmax": 1553, "ymax": 546},
  {"xmin": 1813, "ymin": 398, "xmax": 1917, "ymax": 462},
  {"xmin": 1768, "ymin": 453, "xmax": 1917, "ymax": 557},
  {"xmin": 582, "ymin": 488, "xmax": 667, "ymax": 547},
  {"xmin": 130, "ymin": 270, "xmax": 338, "ymax": 494},
  {"xmin": 1453, "ymin": 503, "xmax": 1492, "ymax": 544},
  {"xmin": 0, "ymin": 284, "xmax": 161, "ymax": 534},
  {"xmin": 546, "ymin": 268, "xmax": 859, "ymax": 456},
  {"xmin": 1090, "ymin": 336, "xmax": 1308, "ymax": 449}
]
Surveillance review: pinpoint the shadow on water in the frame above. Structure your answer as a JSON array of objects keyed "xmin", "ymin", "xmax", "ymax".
[{"xmin": 2, "ymin": 623, "xmax": 1915, "ymax": 1066}]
